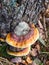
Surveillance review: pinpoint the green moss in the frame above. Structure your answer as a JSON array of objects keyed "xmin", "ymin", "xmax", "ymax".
[{"xmin": 0, "ymin": 43, "xmax": 15, "ymax": 59}]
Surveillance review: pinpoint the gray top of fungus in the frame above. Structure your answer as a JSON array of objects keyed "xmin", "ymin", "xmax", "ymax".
[{"xmin": 14, "ymin": 21, "xmax": 30, "ymax": 36}]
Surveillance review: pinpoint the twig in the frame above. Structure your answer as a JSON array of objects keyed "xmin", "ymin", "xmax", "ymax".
[
  {"xmin": 40, "ymin": 52, "xmax": 49, "ymax": 54},
  {"xmin": 38, "ymin": 20, "xmax": 46, "ymax": 40},
  {"xmin": 43, "ymin": 15, "xmax": 48, "ymax": 41},
  {"xmin": 38, "ymin": 20, "xmax": 43, "ymax": 29}
]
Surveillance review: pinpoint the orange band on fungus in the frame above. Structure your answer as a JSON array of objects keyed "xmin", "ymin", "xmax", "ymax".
[
  {"xmin": 7, "ymin": 46, "xmax": 30, "ymax": 56},
  {"xmin": 6, "ymin": 24, "xmax": 39, "ymax": 48}
]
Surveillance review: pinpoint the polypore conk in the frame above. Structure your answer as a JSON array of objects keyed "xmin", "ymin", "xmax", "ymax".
[{"xmin": 14, "ymin": 21, "xmax": 30, "ymax": 36}]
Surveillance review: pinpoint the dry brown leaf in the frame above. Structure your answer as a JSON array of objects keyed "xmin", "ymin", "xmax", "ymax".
[
  {"xmin": 21, "ymin": 60, "xmax": 28, "ymax": 65},
  {"xmin": 11, "ymin": 57, "xmax": 22, "ymax": 63},
  {"xmin": 35, "ymin": 44, "xmax": 40, "ymax": 53},
  {"xmin": 46, "ymin": 61, "xmax": 49, "ymax": 65},
  {"xmin": 16, "ymin": 63, "xmax": 19, "ymax": 65},
  {"xmin": 26, "ymin": 56, "xmax": 32, "ymax": 64},
  {"xmin": 30, "ymin": 48, "xmax": 37, "ymax": 56}
]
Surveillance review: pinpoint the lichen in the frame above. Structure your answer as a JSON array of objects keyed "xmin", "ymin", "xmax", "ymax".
[{"xmin": 14, "ymin": 21, "xmax": 30, "ymax": 36}]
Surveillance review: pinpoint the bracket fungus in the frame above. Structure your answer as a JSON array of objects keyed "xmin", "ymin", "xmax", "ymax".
[{"xmin": 6, "ymin": 21, "xmax": 39, "ymax": 56}]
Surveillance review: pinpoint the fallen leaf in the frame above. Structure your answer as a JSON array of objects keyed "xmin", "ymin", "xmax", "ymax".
[
  {"xmin": 34, "ymin": 58, "xmax": 41, "ymax": 65},
  {"xmin": 11, "ymin": 57, "xmax": 22, "ymax": 63},
  {"xmin": 30, "ymin": 48, "xmax": 37, "ymax": 56},
  {"xmin": 26, "ymin": 56, "xmax": 32, "ymax": 64},
  {"xmin": 35, "ymin": 43, "xmax": 40, "ymax": 53},
  {"xmin": 46, "ymin": 61, "xmax": 49, "ymax": 65}
]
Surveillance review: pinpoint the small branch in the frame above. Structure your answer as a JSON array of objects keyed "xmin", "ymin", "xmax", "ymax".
[
  {"xmin": 43, "ymin": 15, "xmax": 48, "ymax": 41},
  {"xmin": 38, "ymin": 20, "xmax": 43, "ymax": 29},
  {"xmin": 40, "ymin": 52, "xmax": 49, "ymax": 54}
]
